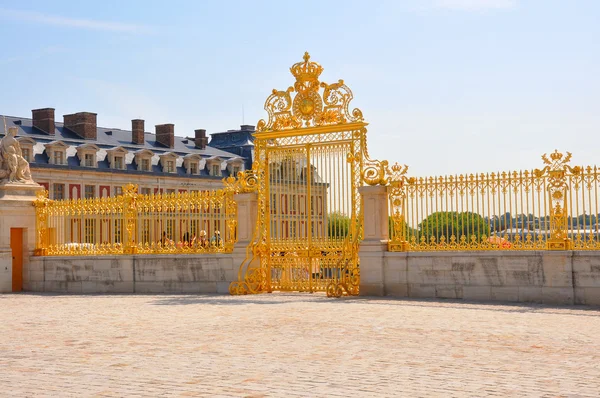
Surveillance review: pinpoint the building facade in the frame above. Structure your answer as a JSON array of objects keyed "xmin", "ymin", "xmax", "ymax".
[{"xmin": 0, "ymin": 108, "xmax": 255, "ymax": 199}]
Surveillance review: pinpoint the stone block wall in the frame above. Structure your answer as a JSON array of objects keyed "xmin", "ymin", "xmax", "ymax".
[
  {"xmin": 24, "ymin": 254, "xmax": 237, "ymax": 294},
  {"xmin": 364, "ymin": 250, "xmax": 600, "ymax": 306},
  {"xmin": 573, "ymin": 252, "xmax": 600, "ymax": 306}
]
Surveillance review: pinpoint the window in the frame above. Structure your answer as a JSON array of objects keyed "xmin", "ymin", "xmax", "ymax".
[
  {"xmin": 166, "ymin": 160, "xmax": 175, "ymax": 173},
  {"xmin": 166, "ymin": 189, "xmax": 175, "ymax": 194},
  {"xmin": 141, "ymin": 158, "xmax": 150, "ymax": 172},
  {"xmin": 84, "ymin": 185, "xmax": 95, "ymax": 199},
  {"xmin": 22, "ymin": 148, "xmax": 31, "ymax": 162},
  {"xmin": 53, "ymin": 183, "xmax": 65, "ymax": 200},
  {"xmin": 270, "ymin": 193, "xmax": 277, "ymax": 213},
  {"xmin": 84, "ymin": 153, "xmax": 94, "ymax": 167},
  {"xmin": 140, "ymin": 187, "xmax": 151, "ymax": 195},
  {"xmin": 190, "ymin": 162, "xmax": 198, "ymax": 175},
  {"xmin": 53, "ymin": 151, "xmax": 64, "ymax": 165},
  {"xmin": 114, "ymin": 156, "xmax": 123, "ymax": 169},
  {"xmin": 211, "ymin": 164, "xmax": 220, "ymax": 176},
  {"xmin": 232, "ymin": 166, "xmax": 240, "ymax": 176},
  {"xmin": 114, "ymin": 186, "xmax": 123, "ymax": 196}
]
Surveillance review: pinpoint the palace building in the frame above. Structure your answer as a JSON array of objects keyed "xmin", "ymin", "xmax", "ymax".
[
  {"xmin": 0, "ymin": 108, "xmax": 255, "ymax": 199},
  {"xmin": 0, "ymin": 107, "xmax": 330, "ymax": 242}
]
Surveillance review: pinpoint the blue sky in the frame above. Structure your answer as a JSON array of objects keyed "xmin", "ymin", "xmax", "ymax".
[{"xmin": 0, "ymin": 0, "xmax": 598, "ymax": 175}]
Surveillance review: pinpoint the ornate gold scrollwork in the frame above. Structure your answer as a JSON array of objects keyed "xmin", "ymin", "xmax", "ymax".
[
  {"xmin": 534, "ymin": 150, "xmax": 581, "ymax": 250},
  {"xmin": 256, "ymin": 52, "xmax": 364, "ymax": 132},
  {"xmin": 223, "ymin": 168, "xmax": 259, "ymax": 194}
]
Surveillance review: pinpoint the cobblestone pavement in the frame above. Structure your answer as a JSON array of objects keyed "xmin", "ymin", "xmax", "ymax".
[{"xmin": 1, "ymin": 294, "xmax": 599, "ymax": 397}]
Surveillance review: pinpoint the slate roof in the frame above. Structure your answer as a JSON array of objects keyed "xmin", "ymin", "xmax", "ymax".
[
  {"xmin": 208, "ymin": 125, "xmax": 255, "ymax": 169},
  {"xmin": 0, "ymin": 114, "xmax": 248, "ymax": 179}
]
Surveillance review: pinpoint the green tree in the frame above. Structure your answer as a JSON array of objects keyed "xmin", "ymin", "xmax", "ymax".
[
  {"xmin": 419, "ymin": 211, "xmax": 490, "ymax": 242},
  {"xmin": 327, "ymin": 212, "xmax": 350, "ymax": 238}
]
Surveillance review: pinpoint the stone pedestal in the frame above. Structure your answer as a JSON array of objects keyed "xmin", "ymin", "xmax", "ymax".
[
  {"xmin": 0, "ymin": 181, "xmax": 43, "ymax": 293},
  {"xmin": 359, "ymin": 185, "xmax": 389, "ymax": 296}
]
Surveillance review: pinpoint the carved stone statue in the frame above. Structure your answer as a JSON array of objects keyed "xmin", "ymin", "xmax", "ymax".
[{"xmin": 0, "ymin": 127, "xmax": 33, "ymax": 184}]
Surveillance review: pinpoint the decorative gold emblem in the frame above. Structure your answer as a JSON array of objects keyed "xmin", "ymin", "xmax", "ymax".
[
  {"xmin": 257, "ymin": 52, "xmax": 363, "ymax": 132},
  {"xmin": 535, "ymin": 150, "xmax": 581, "ymax": 250}
]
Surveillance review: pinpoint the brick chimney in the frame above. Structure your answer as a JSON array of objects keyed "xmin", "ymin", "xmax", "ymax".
[
  {"xmin": 63, "ymin": 112, "xmax": 97, "ymax": 140},
  {"xmin": 32, "ymin": 108, "xmax": 55, "ymax": 135},
  {"xmin": 155, "ymin": 124, "xmax": 174, "ymax": 148},
  {"xmin": 194, "ymin": 129, "xmax": 208, "ymax": 149},
  {"xmin": 132, "ymin": 119, "xmax": 145, "ymax": 145}
]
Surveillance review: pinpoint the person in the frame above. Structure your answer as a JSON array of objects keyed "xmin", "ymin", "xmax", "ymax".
[
  {"xmin": 311, "ymin": 256, "xmax": 321, "ymax": 280},
  {"xmin": 211, "ymin": 230, "xmax": 222, "ymax": 247},
  {"xmin": 160, "ymin": 231, "xmax": 173, "ymax": 246},
  {"xmin": 198, "ymin": 230, "xmax": 208, "ymax": 248}
]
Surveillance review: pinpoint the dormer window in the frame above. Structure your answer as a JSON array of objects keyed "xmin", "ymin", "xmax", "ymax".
[
  {"xmin": 106, "ymin": 147, "xmax": 129, "ymax": 170},
  {"xmin": 226, "ymin": 157, "xmax": 244, "ymax": 178},
  {"xmin": 206, "ymin": 156, "xmax": 223, "ymax": 177},
  {"xmin": 17, "ymin": 137, "xmax": 36, "ymax": 164},
  {"xmin": 134, "ymin": 149, "xmax": 155, "ymax": 172},
  {"xmin": 114, "ymin": 156, "xmax": 123, "ymax": 169},
  {"xmin": 84, "ymin": 153, "xmax": 94, "ymax": 167},
  {"xmin": 53, "ymin": 151, "xmax": 64, "ymax": 165},
  {"xmin": 183, "ymin": 153, "xmax": 202, "ymax": 176},
  {"xmin": 159, "ymin": 152, "xmax": 179, "ymax": 174},
  {"xmin": 76, "ymin": 143, "xmax": 100, "ymax": 168},
  {"xmin": 45, "ymin": 141, "xmax": 69, "ymax": 166}
]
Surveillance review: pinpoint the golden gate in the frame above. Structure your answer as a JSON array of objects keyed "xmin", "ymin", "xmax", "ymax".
[{"xmin": 229, "ymin": 52, "xmax": 378, "ymax": 297}]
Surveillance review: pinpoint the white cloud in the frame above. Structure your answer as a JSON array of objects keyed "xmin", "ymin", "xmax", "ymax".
[
  {"xmin": 0, "ymin": 8, "xmax": 151, "ymax": 34},
  {"xmin": 431, "ymin": 0, "xmax": 517, "ymax": 10},
  {"xmin": 0, "ymin": 46, "xmax": 67, "ymax": 65}
]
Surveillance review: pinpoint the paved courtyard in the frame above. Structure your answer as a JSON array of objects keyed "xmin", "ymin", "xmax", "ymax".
[{"xmin": 1, "ymin": 294, "xmax": 599, "ymax": 397}]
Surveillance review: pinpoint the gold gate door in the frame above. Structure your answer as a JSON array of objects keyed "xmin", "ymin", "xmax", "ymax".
[{"xmin": 229, "ymin": 52, "xmax": 371, "ymax": 297}]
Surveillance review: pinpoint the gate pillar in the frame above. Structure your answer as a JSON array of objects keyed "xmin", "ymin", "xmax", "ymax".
[
  {"xmin": 358, "ymin": 185, "xmax": 388, "ymax": 296},
  {"xmin": 225, "ymin": 192, "xmax": 259, "ymax": 294},
  {"xmin": 233, "ymin": 192, "xmax": 258, "ymax": 248}
]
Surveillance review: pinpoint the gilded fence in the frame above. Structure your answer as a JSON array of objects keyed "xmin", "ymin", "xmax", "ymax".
[
  {"xmin": 33, "ymin": 184, "xmax": 238, "ymax": 256},
  {"xmin": 385, "ymin": 151, "xmax": 600, "ymax": 251}
]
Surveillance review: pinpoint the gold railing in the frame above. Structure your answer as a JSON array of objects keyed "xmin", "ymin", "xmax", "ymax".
[
  {"xmin": 33, "ymin": 184, "xmax": 238, "ymax": 256},
  {"xmin": 383, "ymin": 151, "xmax": 600, "ymax": 251}
]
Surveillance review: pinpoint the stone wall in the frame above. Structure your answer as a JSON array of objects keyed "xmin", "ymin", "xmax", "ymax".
[
  {"xmin": 24, "ymin": 254, "xmax": 240, "ymax": 294},
  {"xmin": 362, "ymin": 250, "xmax": 600, "ymax": 306}
]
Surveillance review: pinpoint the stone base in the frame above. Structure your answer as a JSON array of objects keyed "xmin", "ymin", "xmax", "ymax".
[{"xmin": 0, "ymin": 181, "xmax": 43, "ymax": 201}]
